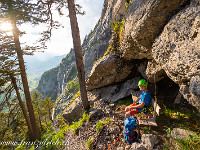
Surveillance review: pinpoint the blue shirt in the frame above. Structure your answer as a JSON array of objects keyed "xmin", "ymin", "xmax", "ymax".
[{"xmin": 138, "ymin": 91, "xmax": 152, "ymax": 112}]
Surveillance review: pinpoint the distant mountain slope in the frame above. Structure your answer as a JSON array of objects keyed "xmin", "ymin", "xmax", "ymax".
[
  {"xmin": 24, "ymin": 54, "xmax": 66, "ymax": 75},
  {"xmin": 24, "ymin": 54, "xmax": 66, "ymax": 93},
  {"xmin": 36, "ymin": 49, "xmax": 76, "ymax": 100}
]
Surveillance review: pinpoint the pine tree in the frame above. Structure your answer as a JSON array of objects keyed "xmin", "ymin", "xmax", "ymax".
[
  {"xmin": 32, "ymin": 90, "xmax": 43, "ymax": 129},
  {"xmin": 0, "ymin": 28, "xmax": 35, "ymax": 140},
  {"xmin": 0, "ymin": 0, "xmax": 59, "ymax": 140},
  {"xmin": 10, "ymin": 76, "xmax": 34, "ymax": 140},
  {"xmin": 67, "ymin": 0, "xmax": 89, "ymax": 110},
  {"xmin": 43, "ymin": 97, "xmax": 54, "ymax": 122}
]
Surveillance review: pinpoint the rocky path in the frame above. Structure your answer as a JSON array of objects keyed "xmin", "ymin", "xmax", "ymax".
[
  {"xmin": 60, "ymin": 97, "xmax": 199, "ymax": 150},
  {"xmin": 61, "ymin": 102, "xmax": 161, "ymax": 150},
  {"xmin": 61, "ymin": 104, "xmax": 127, "ymax": 150}
]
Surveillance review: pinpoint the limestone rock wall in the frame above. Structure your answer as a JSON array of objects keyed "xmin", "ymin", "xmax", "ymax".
[
  {"xmin": 152, "ymin": 1, "xmax": 200, "ymax": 109},
  {"xmin": 121, "ymin": 0, "xmax": 190, "ymax": 60},
  {"xmin": 87, "ymin": 0, "xmax": 200, "ymax": 111},
  {"xmin": 83, "ymin": 0, "xmax": 126, "ymax": 75}
]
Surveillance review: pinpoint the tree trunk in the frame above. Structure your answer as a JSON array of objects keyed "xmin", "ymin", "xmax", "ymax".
[
  {"xmin": 47, "ymin": 98, "xmax": 53, "ymax": 122},
  {"xmin": 36, "ymin": 102, "xmax": 42, "ymax": 129},
  {"xmin": 10, "ymin": 76, "xmax": 35, "ymax": 140},
  {"xmin": 67, "ymin": 0, "xmax": 89, "ymax": 110},
  {"xmin": 12, "ymin": 21, "xmax": 41, "ymax": 140}
]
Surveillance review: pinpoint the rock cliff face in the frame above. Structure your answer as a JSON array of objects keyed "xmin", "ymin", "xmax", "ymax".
[
  {"xmin": 38, "ymin": 0, "xmax": 200, "ymax": 121},
  {"xmin": 87, "ymin": 0, "xmax": 200, "ymax": 112},
  {"xmin": 37, "ymin": 67, "xmax": 59, "ymax": 100},
  {"xmin": 36, "ymin": 49, "xmax": 76, "ymax": 100},
  {"xmin": 152, "ymin": 1, "xmax": 200, "ymax": 109},
  {"xmin": 83, "ymin": 0, "xmax": 125, "ymax": 75}
]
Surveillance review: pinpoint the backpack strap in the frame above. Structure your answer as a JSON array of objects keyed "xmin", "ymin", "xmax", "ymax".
[{"xmin": 135, "ymin": 117, "xmax": 141, "ymax": 142}]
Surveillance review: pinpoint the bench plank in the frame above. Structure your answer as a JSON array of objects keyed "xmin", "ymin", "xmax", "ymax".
[
  {"xmin": 138, "ymin": 119, "xmax": 157, "ymax": 126},
  {"xmin": 138, "ymin": 98, "xmax": 160, "ymax": 126}
]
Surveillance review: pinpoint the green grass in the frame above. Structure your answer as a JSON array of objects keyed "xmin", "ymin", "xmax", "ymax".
[
  {"xmin": 69, "ymin": 111, "xmax": 90, "ymax": 133},
  {"xmin": 96, "ymin": 121, "xmax": 103, "ymax": 132},
  {"xmin": 175, "ymin": 134, "xmax": 200, "ymax": 150},
  {"xmin": 86, "ymin": 139, "xmax": 93, "ymax": 150},
  {"xmin": 96, "ymin": 117, "xmax": 111, "ymax": 132},
  {"xmin": 155, "ymin": 105, "xmax": 200, "ymax": 150},
  {"xmin": 157, "ymin": 105, "xmax": 200, "ymax": 134},
  {"xmin": 15, "ymin": 111, "xmax": 90, "ymax": 150}
]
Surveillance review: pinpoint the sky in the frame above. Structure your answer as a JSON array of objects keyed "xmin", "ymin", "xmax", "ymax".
[{"xmin": 20, "ymin": 0, "xmax": 105, "ymax": 59}]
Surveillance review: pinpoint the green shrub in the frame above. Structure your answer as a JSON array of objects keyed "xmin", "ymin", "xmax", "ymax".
[
  {"xmin": 110, "ymin": 20, "xmax": 124, "ymax": 34},
  {"xmin": 142, "ymin": 126, "xmax": 151, "ymax": 134},
  {"xmin": 165, "ymin": 128, "xmax": 172, "ymax": 138}
]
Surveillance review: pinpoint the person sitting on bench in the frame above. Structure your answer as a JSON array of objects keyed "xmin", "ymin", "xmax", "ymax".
[{"xmin": 125, "ymin": 79, "xmax": 152, "ymax": 118}]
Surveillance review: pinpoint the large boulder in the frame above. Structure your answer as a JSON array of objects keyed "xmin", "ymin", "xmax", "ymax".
[
  {"xmin": 137, "ymin": 59, "xmax": 167, "ymax": 83},
  {"xmin": 179, "ymin": 83, "xmax": 200, "ymax": 110},
  {"xmin": 152, "ymin": 1, "xmax": 200, "ymax": 110},
  {"xmin": 86, "ymin": 0, "xmax": 190, "ymax": 92},
  {"xmin": 171, "ymin": 128, "xmax": 197, "ymax": 140},
  {"xmin": 189, "ymin": 75, "xmax": 200, "ymax": 98},
  {"xmin": 62, "ymin": 97, "xmax": 84, "ymax": 123},
  {"xmin": 62, "ymin": 92, "xmax": 99, "ymax": 122},
  {"xmin": 131, "ymin": 134, "xmax": 159, "ymax": 150},
  {"xmin": 121, "ymin": 0, "xmax": 190, "ymax": 60},
  {"xmin": 90, "ymin": 77, "xmax": 140, "ymax": 103},
  {"xmin": 87, "ymin": 52, "xmax": 133, "ymax": 90}
]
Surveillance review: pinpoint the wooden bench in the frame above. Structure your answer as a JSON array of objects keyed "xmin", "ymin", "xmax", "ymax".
[{"xmin": 132, "ymin": 96, "xmax": 161, "ymax": 126}]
